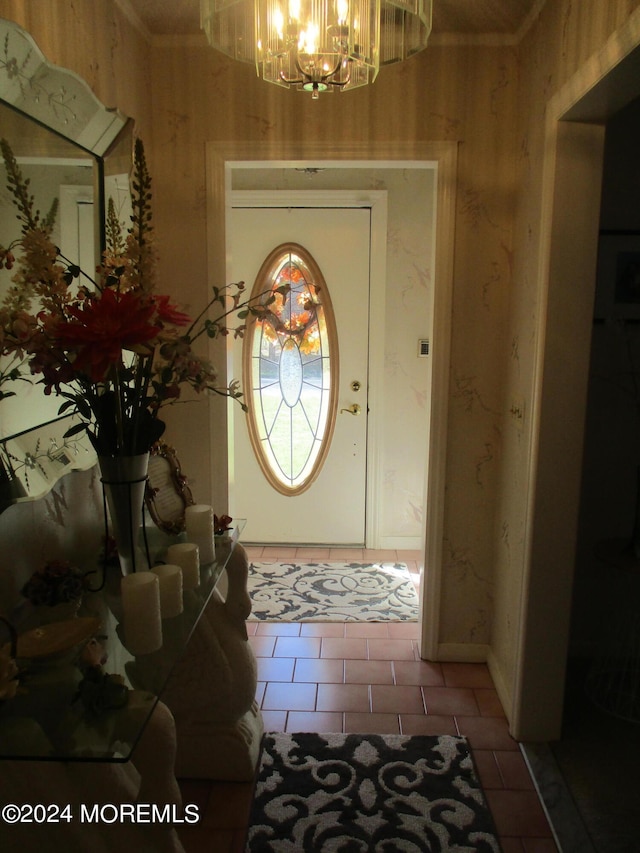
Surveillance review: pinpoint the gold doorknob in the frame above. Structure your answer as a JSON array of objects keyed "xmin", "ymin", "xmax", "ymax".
[{"xmin": 340, "ymin": 404, "xmax": 361, "ymax": 415}]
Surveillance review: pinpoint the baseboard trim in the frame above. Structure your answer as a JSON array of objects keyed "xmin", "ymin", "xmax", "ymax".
[
  {"xmin": 487, "ymin": 648, "xmax": 513, "ymax": 724},
  {"xmin": 378, "ymin": 536, "xmax": 423, "ymax": 550},
  {"xmin": 433, "ymin": 643, "xmax": 490, "ymax": 663}
]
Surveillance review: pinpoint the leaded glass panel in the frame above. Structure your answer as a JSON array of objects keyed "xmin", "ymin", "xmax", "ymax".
[{"xmin": 243, "ymin": 243, "xmax": 338, "ymax": 494}]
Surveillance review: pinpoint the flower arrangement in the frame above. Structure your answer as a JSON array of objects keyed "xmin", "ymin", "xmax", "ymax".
[
  {"xmin": 21, "ymin": 559, "xmax": 85, "ymax": 607},
  {"xmin": 0, "ymin": 137, "xmax": 286, "ymax": 457},
  {"xmin": 214, "ymin": 513, "xmax": 233, "ymax": 535}
]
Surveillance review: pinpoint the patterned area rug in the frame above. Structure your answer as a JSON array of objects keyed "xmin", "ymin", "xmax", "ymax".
[
  {"xmin": 245, "ymin": 732, "xmax": 500, "ymax": 852},
  {"xmin": 247, "ymin": 561, "xmax": 419, "ymax": 621}
]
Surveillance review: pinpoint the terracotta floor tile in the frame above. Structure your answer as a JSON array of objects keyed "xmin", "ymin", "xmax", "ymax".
[
  {"xmin": 240, "ymin": 572, "xmax": 551, "ymax": 852},
  {"xmin": 499, "ymin": 840, "xmax": 527, "ymax": 853},
  {"xmin": 521, "ymin": 839, "xmax": 559, "ymax": 852},
  {"xmin": 371, "ymin": 684, "xmax": 425, "ymax": 714},
  {"xmin": 316, "ymin": 682, "xmax": 370, "ymax": 712},
  {"xmin": 344, "ymin": 659, "xmax": 394, "ymax": 684},
  {"xmin": 300, "ymin": 623, "xmax": 346, "ymax": 637},
  {"xmin": 471, "ymin": 750, "xmax": 504, "ymax": 789},
  {"xmin": 249, "ymin": 635, "xmax": 276, "ymax": 657},
  {"xmin": 398, "ymin": 549, "xmax": 424, "ymax": 562},
  {"xmin": 398, "ymin": 714, "xmax": 458, "ymax": 736},
  {"xmin": 293, "ymin": 658, "xmax": 345, "ymax": 683},
  {"xmin": 261, "ymin": 546, "xmax": 297, "ymax": 558},
  {"xmin": 320, "ymin": 637, "xmax": 368, "ymax": 659},
  {"xmin": 244, "ymin": 546, "xmax": 264, "ymax": 559},
  {"xmin": 367, "ymin": 638, "xmax": 416, "ymax": 660},
  {"xmin": 387, "ymin": 622, "xmax": 420, "ymax": 640},
  {"xmin": 363, "ymin": 549, "xmax": 398, "ymax": 562},
  {"xmin": 474, "ymin": 688, "xmax": 507, "ymax": 717},
  {"xmin": 344, "ymin": 712, "xmax": 400, "ymax": 733},
  {"xmin": 273, "ymin": 636, "xmax": 321, "ymax": 658},
  {"xmin": 494, "ymin": 750, "xmax": 536, "ymax": 790},
  {"xmin": 254, "ymin": 622, "xmax": 302, "ymax": 636},
  {"xmin": 256, "ymin": 657, "xmax": 295, "ymax": 682},
  {"xmin": 456, "ymin": 716, "xmax": 519, "ymax": 751},
  {"xmin": 329, "ymin": 548, "xmax": 365, "ymax": 560},
  {"xmin": 442, "ymin": 662, "xmax": 494, "ymax": 688},
  {"xmin": 261, "ymin": 710, "xmax": 287, "ymax": 730},
  {"xmin": 393, "ymin": 660, "xmax": 444, "ymax": 686},
  {"xmin": 262, "ymin": 681, "xmax": 317, "ymax": 711},
  {"xmin": 344, "ymin": 622, "xmax": 390, "ymax": 638},
  {"xmin": 423, "ymin": 686, "xmax": 480, "ymax": 716},
  {"xmin": 295, "ymin": 547, "xmax": 331, "ymax": 559},
  {"xmin": 286, "ymin": 711, "xmax": 344, "ymax": 732},
  {"xmin": 484, "ymin": 789, "xmax": 553, "ymax": 838}
]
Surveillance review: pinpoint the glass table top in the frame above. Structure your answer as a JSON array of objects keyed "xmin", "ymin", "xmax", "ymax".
[{"xmin": 0, "ymin": 520, "xmax": 245, "ymax": 762}]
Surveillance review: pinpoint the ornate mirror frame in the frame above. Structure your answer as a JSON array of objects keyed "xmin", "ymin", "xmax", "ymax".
[{"xmin": 0, "ymin": 17, "xmax": 131, "ymax": 507}]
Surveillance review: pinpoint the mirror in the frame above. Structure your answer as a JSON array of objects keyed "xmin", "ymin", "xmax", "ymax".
[{"xmin": 0, "ymin": 17, "xmax": 131, "ymax": 505}]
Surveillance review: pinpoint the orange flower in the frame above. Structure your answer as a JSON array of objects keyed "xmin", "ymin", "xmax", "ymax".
[{"xmin": 56, "ymin": 289, "xmax": 158, "ymax": 382}]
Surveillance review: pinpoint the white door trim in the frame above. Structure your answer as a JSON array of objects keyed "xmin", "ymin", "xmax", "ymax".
[
  {"xmin": 228, "ymin": 189, "xmax": 388, "ymax": 547},
  {"xmin": 207, "ymin": 141, "xmax": 458, "ymax": 663}
]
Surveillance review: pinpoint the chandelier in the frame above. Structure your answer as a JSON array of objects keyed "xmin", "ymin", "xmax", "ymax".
[{"xmin": 200, "ymin": 0, "xmax": 432, "ymax": 98}]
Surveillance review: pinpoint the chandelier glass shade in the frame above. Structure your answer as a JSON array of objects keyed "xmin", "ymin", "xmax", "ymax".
[{"xmin": 200, "ymin": 0, "xmax": 432, "ymax": 97}]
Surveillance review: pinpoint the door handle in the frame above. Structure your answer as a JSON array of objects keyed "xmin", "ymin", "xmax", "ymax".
[{"xmin": 340, "ymin": 404, "xmax": 361, "ymax": 415}]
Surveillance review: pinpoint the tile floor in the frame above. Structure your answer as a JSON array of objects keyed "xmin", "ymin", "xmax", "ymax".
[{"xmin": 177, "ymin": 547, "xmax": 559, "ymax": 853}]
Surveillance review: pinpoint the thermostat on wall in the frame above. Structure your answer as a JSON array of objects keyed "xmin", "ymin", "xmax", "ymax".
[{"xmin": 418, "ymin": 339, "xmax": 430, "ymax": 357}]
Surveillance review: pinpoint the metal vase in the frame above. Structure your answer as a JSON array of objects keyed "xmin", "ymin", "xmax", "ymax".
[{"xmin": 98, "ymin": 453, "xmax": 150, "ymax": 575}]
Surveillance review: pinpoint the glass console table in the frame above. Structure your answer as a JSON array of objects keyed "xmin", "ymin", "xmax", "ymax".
[{"xmin": 0, "ymin": 521, "xmax": 245, "ymax": 762}]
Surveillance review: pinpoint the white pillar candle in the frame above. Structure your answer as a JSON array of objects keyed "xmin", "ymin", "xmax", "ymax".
[
  {"xmin": 166, "ymin": 542, "xmax": 200, "ymax": 589},
  {"xmin": 152, "ymin": 564, "xmax": 183, "ymax": 618},
  {"xmin": 185, "ymin": 504, "xmax": 215, "ymax": 564},
  {"xmin": 121, "ymin": 573, "xmax": 162, "ymax": 655}
]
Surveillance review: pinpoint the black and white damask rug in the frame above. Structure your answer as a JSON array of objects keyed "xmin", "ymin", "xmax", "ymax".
[
  {"xmin": 245, "ymin": 732, "xmax": 501, "ymax": 852},
  {"xmin": 247, "ymin": 561, "xmax": 419, "ymax": 622}
]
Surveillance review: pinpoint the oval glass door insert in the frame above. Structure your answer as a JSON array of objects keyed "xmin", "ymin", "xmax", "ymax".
[{"xmin": 244, "ymin": 243, "xmax": 338, "ymax": 495}]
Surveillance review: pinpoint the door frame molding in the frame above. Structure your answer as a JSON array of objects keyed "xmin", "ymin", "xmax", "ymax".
[
  {"xmin": 229, "ymin": 189, "xmax": 388, "ymax": 547},
  {"xmin": 206, "ymin": 141, "xmax": 458, "ymax": 660},
  {"xmin": 512, "ymin": 10, "xmax": 640, "ymax": 741}
]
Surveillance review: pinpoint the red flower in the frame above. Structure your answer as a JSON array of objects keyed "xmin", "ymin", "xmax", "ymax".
[
  {"xmin": 154, "ymin": 294, "xmax": 191, "ymax": 327},
  {"xmin": 55, "ymin": 288, "xmax": 159, "ymax": 382}
]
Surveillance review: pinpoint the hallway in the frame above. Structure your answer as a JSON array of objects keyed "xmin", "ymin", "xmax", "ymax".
[{"xmin": 177, "ymin": 546, "xmax": 558, "ymax": 852}]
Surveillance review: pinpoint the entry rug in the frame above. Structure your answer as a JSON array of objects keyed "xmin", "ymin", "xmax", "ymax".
[
  {"xmin": 247, "ymin": 561, "xmax": 419, "ymax": 621},
  {"xmin": 245, "ymin": 732, "xmax": 501, "ymax": 852}
]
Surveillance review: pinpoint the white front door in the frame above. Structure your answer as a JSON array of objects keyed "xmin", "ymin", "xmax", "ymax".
[{"xmin": 229, "ymin": 205, "xmax": 371, "ymax": 544}]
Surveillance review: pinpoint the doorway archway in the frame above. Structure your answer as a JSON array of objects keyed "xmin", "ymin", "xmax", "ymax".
[
  {"xmin": 205, "ymin": 140, "xmax": 458, "ymax": 661},
  {"xmin": 514, "ymin": 13, "xmax": 640, "ymax": 741}
]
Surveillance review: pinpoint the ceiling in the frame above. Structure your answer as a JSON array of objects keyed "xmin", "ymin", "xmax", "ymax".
[{"xmin": 128, "ymin": 0, "xmax": 542, "ymax": 39}]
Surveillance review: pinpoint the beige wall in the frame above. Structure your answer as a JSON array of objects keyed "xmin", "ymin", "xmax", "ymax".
[
  {"xmin": 148, "ymin": 39, "xmax": 518, "ymax": 655},
  {"xmin": 495, "ymin": 0, "xmax": 640, "ymax": 736},
  {"xmin": 0, "ymin": 0, "xmax": 152, "ymax": 141},
  {"xmin": 4, "ymin": 0, "xmax": 640, "ymax": 738}
]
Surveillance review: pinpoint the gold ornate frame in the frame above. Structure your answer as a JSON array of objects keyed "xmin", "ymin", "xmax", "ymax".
[
  {"xmin": 145, "ymin": 442, "xmax": 195, "ymax": 534},
  {"xmin": 242, "ymin": 242, "xmax": 339, "ymax": 496}
]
